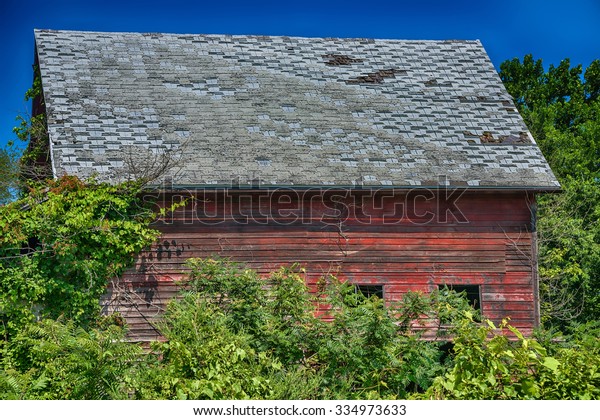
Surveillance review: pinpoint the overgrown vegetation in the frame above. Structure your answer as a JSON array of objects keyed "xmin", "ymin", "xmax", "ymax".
[
  {"xmin": 0, "ymin": 176, "xmax": 160, "ymax": 343},
  {"xmin": 2, "ymin": 255, "xmax": 600, "ymax": 400},
  {"xmin": 424, "ymin": 318, "xmax": 600, "ymax": 399},
  {"xmin": 500, "ymin": 56, "xmax": 600, "ymax": 327}
]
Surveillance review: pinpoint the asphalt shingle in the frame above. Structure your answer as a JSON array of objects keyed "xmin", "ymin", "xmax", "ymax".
[{"xmin": 34, "ymin": 29, "xmax": 560, "ymax": 189}]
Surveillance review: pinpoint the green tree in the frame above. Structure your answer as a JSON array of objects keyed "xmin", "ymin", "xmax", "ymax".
[
  {"xmin": 2, "ymin": 69, "xmax": 52, "ymax": 203},
  {"xmin": 0, "ymin": 176, "xmax": 161, "ymax": 344},
  {"xmin": 3, "ymin": 257, "xmax": 599, "ymax": 400},
  {"xmin": 500, "ymin": 56, "xmax": 600, "ymax": 327},
  {"xmin": 0, "ymin": 147, "xmax": 19, "ymax": 205}
]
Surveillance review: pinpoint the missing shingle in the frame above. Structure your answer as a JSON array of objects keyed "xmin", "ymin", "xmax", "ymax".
[
  {"xmin": 458, "ymin": 95, "xmax": 491, "ymax": 103},
  {"xmin": 346, "ymin": 69, "xmax": 405, "ymax": 85},
  {"xmin": 480, "ymin": 131, "xmax": 531, "ymax": 144},
  {"xmin": 323, "ymin": 54, "xmax": 363, "ymax": 66},
  {"xmin": 479, "ymin": 131, "xmax": 496, "ymax": 143},
  {"xmin": 498, "ymin": 132, "xmax": 531, "ymax": 144}
]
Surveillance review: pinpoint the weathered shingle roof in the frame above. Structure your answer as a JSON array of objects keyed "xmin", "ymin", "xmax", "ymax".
[{"xmin": 34, "ymin": 29, "xmax": 560, "ymax": 189}]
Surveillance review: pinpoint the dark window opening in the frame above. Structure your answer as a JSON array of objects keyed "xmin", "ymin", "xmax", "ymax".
[
  {"xmin": 439, "ymin": 284, "xmax": 481, "ymax": 311},
  {"xmin": 355, "ymin": 284, "xmax": 384, "ymax": 300},
  {"xmin": 344, "ymin": 284, "xmax": 384, "ymax": 307}
]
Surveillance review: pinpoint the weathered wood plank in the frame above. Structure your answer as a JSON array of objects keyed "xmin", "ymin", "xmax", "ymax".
[{"xmin": 103, "ymin": 190, "xmax": 539, "ymax": 341}]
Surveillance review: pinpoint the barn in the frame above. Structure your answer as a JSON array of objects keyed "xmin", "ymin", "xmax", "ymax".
[{"xmin": 31, "ymin": 29, "xmax": 560, "ymax": 341}]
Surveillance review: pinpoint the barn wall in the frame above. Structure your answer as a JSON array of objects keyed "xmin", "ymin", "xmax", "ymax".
[{"xmin": 103, "ymin": 188, "xmax": 538, "ymax": 341}]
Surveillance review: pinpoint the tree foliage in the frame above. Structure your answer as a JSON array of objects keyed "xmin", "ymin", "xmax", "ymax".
[
  {"xmin": 500, "ymin": 56, "xmax": 600, "ymax": 327},
  {"xmin": 0, "ymin": 176, "xmax": 160, "ymax": 343},
  {"xmin": 0, "ymin": 147, "xmax": 19, "ymax": 205},
  {"xmin": 142, "ymin": 259, "xmax": 461, "ymax": 399},
  {"xmin": 0, "ymin": 69, "xmax": 51, "ymax": 203}
]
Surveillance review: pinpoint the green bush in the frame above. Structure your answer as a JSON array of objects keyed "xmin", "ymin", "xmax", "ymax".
[
  {"xmin": 1, "ymin": 318, "xmax": 140, "ymax": 399},
  {"xmin": 133, "ymin": 294, "xmax": 284, "ymax": 399},
  {"xmin": 3, "ymin": 257, "xmax": 599, "ymax": 400},
  {"xmin": 423, "ymin": 317, "xmax": 600, "ymax": 399},
  {"xmin": 150, "ymin": 258, "xmax": 458, "ymax": 399},
  {"xmin": 0, "ymin": 177, "xmax": 160, "ymax": 342}
]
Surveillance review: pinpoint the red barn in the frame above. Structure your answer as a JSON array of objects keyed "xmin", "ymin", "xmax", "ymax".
[{"xmin": 32, "ymin": 30, "xmax": 560, "ymax": 341}]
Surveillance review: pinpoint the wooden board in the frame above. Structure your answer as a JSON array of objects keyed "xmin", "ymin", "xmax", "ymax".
[{"xmin": 103, "ymin": 190, "xmax": 539, "ymax": 341}]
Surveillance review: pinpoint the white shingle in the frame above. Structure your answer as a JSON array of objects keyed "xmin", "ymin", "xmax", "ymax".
[{"xmin": 34, "ymin": 30, "xmax": 559, "ymax": 190}]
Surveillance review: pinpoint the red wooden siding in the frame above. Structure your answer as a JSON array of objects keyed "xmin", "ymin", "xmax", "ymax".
[{"xmin": 103, "ymin": 189, "xmax": 538, "ymax": 342}]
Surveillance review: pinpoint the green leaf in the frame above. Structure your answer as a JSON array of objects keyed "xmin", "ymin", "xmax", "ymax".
[{"xmin": 542, "ymin": 357, "xmax": 560, "ymax": 373}]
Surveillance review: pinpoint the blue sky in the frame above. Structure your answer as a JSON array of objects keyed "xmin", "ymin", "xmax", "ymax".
[{"xmin": 1, "ymin": 0, "xmax": 598, "ymax": 149}]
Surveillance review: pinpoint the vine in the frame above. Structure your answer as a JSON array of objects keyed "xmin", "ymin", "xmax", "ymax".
[{"xmin": 0, "ymin": 176, "xmax": 161, "ymax": 343}]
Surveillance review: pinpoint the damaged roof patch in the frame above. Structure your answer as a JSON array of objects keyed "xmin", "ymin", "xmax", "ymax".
[
  {"xmin": 479, "ymin": 131, "xmax": 532, "ymax": 144},
  {"xmin": 322, "ymin": 54, "xmax": 364, "ymax": 66},
  {"xmin": 346, "ymin": 69, "xmax": 406, "ymax": 85}
]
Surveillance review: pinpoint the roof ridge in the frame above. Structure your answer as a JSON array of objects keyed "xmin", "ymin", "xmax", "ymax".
[{"xmin": 33, "ymin": 28, "xmax": 481, "ymax": 44}]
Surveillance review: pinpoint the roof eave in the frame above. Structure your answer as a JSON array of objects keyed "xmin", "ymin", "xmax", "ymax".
[{"xmin": 144, "ymin": 183, "xmax": 562, "ymax": 193}]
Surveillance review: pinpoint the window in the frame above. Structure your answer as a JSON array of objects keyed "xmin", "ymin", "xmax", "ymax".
[
  {"xmin": 354, "ymin": 284, "xmax": 384, "ymax": 300},
  {"xmin": 438, "ymin": 284, "xmax": 481, "ymax": 311},
  {"xmin": 344, "ymin": 284, "xmax": 385, "ymax": 307}
]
